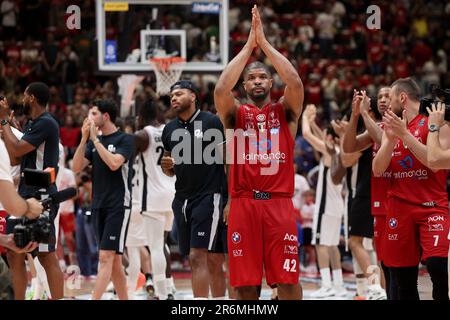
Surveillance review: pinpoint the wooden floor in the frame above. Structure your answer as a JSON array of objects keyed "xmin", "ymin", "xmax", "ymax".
[{"xmin": 61, "ymin": 268, "xmax": 434, "ymax": 300}]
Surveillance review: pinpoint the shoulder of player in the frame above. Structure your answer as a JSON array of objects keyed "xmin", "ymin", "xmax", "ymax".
[
  {"xmin": 33, "ymin": 112, "xmax": 59, "ymax": 128},
  {"xmin": 162, "ymin": 119, "xmax": 178, "ymax": 132}
]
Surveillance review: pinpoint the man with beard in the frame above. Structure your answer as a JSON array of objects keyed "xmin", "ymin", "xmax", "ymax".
[
  {"xmin": 214, "ymin": 6, "xmax": 304, "ymax": 300},
  {"xmin": 0, "ymin": 82, "xmax": 64, "ymax": 300},
  {"xmin": 373, "ymin": 78, "xmax": 450, "ymax": 300},
  {"xmin": 72, "ymin": 100, "xmax": 134, "ymax": 300},
  {"xmin": 160, "ymin": 80, "xmax": 228, "ymax": 299}
]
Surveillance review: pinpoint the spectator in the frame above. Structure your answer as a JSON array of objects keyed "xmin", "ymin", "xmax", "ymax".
[
  {"xmin": 40, "ymin": 32, "xmax": 60, "ymax": 85},
  {"xmin": 1, "ymin": 0, "xmax": 18, "ymax": 40},
  {"xmin": 60, "ymin": 115, "xmax": 81, "ymax": 157},
  {"xmin": 60, "ymin": 45, "xmax": 79, "ymax": 104},
  {"xmin": 315, "ymin": 4, "xmax": 336, "ymax": 58}
]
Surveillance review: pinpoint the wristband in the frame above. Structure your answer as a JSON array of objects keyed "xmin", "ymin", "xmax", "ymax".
[{"xmin": 93, "ymin": 138, "xmax": 100, "ymax": 144}]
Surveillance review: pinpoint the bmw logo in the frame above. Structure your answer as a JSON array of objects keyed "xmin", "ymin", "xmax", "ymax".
[
  {"xmin": 389, "ymin": 218, "xmax": 398, "ymax": 229},
  {"xmin": 231, "ymin": 232, "xmax": 241, "ymax": 244}
]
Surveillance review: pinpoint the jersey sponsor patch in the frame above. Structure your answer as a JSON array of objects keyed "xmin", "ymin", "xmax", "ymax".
[
  {"xmin": 388, "ymin": 218, "xmax": 398, "ymax": 229},
  {"xmin": 231, "ymin": 231, "xmax": 241, "ymax": 244}
]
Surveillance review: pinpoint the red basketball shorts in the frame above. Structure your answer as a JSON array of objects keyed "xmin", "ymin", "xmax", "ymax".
[
  {"xmin": 383, "ymin": 197, "xmax": 450, "ymax": 267},
  {"xmin": 227, "ymin": 197, "xmax": 300, "ymax": 288}
]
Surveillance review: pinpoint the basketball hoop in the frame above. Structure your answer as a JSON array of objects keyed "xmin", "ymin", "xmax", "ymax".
[{"xmin": 150, "ymin": 57, "xmax": 186, "ymax": 96}]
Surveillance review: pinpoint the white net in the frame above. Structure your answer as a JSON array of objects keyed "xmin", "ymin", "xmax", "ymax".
[{"xmin": 150, "ymin": 57, "xmax": 186, "ymax": 96}]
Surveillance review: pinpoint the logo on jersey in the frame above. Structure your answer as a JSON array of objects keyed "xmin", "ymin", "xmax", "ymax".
[
  {"xmin": 256, "ymin": 114, "xmax": 266, "ymax": 122},
  {"xmin": 232, "ymin": 249, "xmax": 243, "ymax": 257},
  {"xmin": 250, "ymin": 139, "xmax": 272, "ymax": 152},
  {"xmin": 284, "ymin": 233, "xmax": 298, "ymax": 242},
  {"xmin": 398, "ymin": 156, "xmax": 413, "ymax": 169},
  {"xmin": 194, "ymin": 129, "xmax": 203, "ymax": 139},
  {"xmin": 388, "ymin": 218, "xmax": 398, "ymax": 229},
  {"xmin": 422, "ymin": 201, "xmax": 436, "ymax": 207},
  {"xmin": 268, "ymin": 111, "xmax": 280, "ymax": 130},
  {"xmin": 256, "ymin": 114, "xmax": 266, "ymax": 132},
  {"xmin": 270, "ymin": 128, "xmax": 280, "ymax": 135},
  {"xmin": 429, "ymin": 224, "xmax": 443, "ymax": 232},
  {"xmin": 284, "ymin": 245, "xmax": 298, "ymax": 255},
  {"xmin": 231, "ymin": 232, "xmax": 241, "ymax": 244},
  {"xmin": 428, "ymin": 215, "xmax": 444, "ymax": 223},
  {"xmin": 418, "ymin": 119, "xmax": 425, "ymax": 127},
  {"xmin": 388, "ymin": 233, "xmax": 398, "ymax": 241},
  {"xmin": 197, "ymin": 232, "xmax": 205, "ymax": 237},
  {"xmin": 108, "ymin": 144, "xmax": 116, "ymax": 153}
]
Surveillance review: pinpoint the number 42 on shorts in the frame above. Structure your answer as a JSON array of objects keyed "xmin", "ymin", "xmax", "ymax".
[{"xmin": 283, "ymin": 259, "xmax": 297, "ymax": 272}]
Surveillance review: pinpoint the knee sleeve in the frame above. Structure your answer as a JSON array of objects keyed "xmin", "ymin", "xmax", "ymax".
[
  {"xmin": 426, "ymin": 257, "xmax": 449, "ymax": 301},
  {"xmin": 390, "ymin": 266, "xmax": 419, "ymax": 300}
]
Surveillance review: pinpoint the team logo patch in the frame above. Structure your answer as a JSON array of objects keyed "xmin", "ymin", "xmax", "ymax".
[
  {"xmin": 389, "ymin": 218, "xmax": 398, "ymax": 229},
  {"xmin": 270, "ymin": 128, "xmax": 279, "ymax": 135},
  {"xmin": 194, "ymin": 129, "xmax": 203, "ymax": 139},
  {"xmin": 256, "ymin": 114, "xmax": 266, "ymax": 122},
  {"xmin": 231, "ymin": 232, "xmax": 241, "ymax": 244},
  {"xmin": 397, "ymin": 156, "xmax": 413, "ymax": 169},
  {"xmin": 418, "ymin": 119, "xmax": 425, "ymax": 127},
  {"xmin": 108, "ymin": 144, "xmax": 116, "ymax": 153},
  {"xmin": 429, "ymin": 224, "xmax": 444, "ymax": 232},
  {"xmin": 284, "ymin": 245, "xmax": 298, "ymax": 255},
  {"xmin": 232, "ymin": 249, "xmax": 243, "ymax": 257}
]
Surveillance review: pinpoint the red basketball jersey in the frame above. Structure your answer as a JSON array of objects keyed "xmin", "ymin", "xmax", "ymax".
[
  {"xmin": 229, "ymin": 102, "xmax": 294, "ymax": 198},
  {"xmin": 388, "ymin": 114, "xmax": 448, "ymax": 208}
]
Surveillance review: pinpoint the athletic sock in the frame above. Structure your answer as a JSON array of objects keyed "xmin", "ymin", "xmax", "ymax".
[
  {"xmin": 320, "ymin": 268, "xmax": 332, "ymax": 288},
  {"xmin": 355, "ymin": 276, "xmax": 368, "ymax": 297},
  {"xmin": 166, "ymin": 276, "xmax": 175, "ymax": 291},
  {"xmin": 332, "ymin": 269, "xmax": 344, "ymax": 287},
  {"xmin": 154, "ymin": 274, "xmax": 168, "ymax": 300}
]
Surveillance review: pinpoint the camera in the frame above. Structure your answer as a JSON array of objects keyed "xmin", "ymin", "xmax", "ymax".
[
  {"xmin": 13, "ymin": 216, "xmax": 54, "ymax": 248},
  {"xmin": 419, "ymin": 84, "xmax": 450, "ymax": 121},
  {"xmin": 12, "ymin": 169, "xmax": 76, "ymax": 248}
]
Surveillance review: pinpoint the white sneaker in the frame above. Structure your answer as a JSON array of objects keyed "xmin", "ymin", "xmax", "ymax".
[
  {"xmin": 128, "ymin": 290, "xmax": 136, "ymax": 300},
  {"xmin": 367, "ymin": 288, "xmax": 387, "ymax": 300},
  {"xmin": 333, "ymin": 286, "xmax": 349, "ymax": 298},
  {"xmin": 168, "ymin": 284, "xmax": 177, "ymax": 295},
  {"xmin": 310, "ymin": 286, "xmax": 336, "ymax": 299}
]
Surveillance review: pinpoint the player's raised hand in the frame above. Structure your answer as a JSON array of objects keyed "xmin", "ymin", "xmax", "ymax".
[
  {"xmin": 351, "ymin": 89, "xmax": 363, "ymax": 117},
  {"xmin": 81, "ymin": 118, "xmax": 91, "ymax": 141},
  {"xmin": 0, "ymin": 96, "xmax": 10, "ymax": 119},
  {"xmin": 246, "ymin": 8, "xmax": 257, "ymax": 49},
  {"xmin": 360, "ymin": 90, "xmax": 371, "ymax": 115},
  {"xmin": 252, "ymin": 5, "xmax": 266, "ymax": 45},
  {"xmin": 383, "ymin": 109, "xmax": 407, "ymax": 139}
]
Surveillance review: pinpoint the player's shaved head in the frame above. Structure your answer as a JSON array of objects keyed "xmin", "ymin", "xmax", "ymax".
[{"xmin": 243, "ymin": 61, "xmax": 271, "ymax": 80}]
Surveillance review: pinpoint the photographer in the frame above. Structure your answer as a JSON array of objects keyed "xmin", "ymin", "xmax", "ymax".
[
  {"xmin": 426, "ymin": 101, "xmax": 450, "ymax": 299},
  {"xmin": 0, "ymin": 138, "xmax": 42, "ymax": 300},
  {"xmin": 0, "ymin": 82, "xmax": 64, "ymax": 300}
]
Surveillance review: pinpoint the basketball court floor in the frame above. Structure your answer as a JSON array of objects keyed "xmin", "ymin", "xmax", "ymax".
[{"xmin": 58, "ymin": 267, "xmax": 433, "ymax": 300}]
